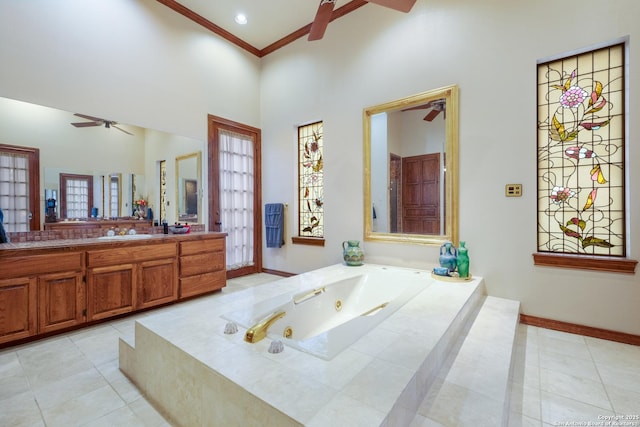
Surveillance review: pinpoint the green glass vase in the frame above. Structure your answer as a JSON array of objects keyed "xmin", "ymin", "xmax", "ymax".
[{"xmin": 456, "ymin": 241, "xmax": 470, "ymax": 278}]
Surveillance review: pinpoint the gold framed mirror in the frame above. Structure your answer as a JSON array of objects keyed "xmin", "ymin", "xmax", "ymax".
[
  {"xmin": 175, "ymin": 151, "xmax": 201, "ymax": 224},
  {"xmin": 363, "ymin": 84, "xmax": 459, "ymax": 245}
]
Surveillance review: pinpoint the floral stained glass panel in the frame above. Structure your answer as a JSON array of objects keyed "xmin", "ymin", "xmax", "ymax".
[
  {"xmin": 537, "ymin": 43, "xmax": 625, "ymax": 256},
  {"xmin": 298, "ymin": 121, "xmax": 324, "ymax": 238}
]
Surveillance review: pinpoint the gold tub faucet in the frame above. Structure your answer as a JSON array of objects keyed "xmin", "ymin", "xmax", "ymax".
[{"xmin": 244, "ymin": 311, "xmax": 286, "ymax": 343}]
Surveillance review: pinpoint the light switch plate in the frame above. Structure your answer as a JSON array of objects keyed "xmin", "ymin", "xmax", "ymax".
[{"xmin": 505, "ymin": 184, "xmax": 522, "ymax": 197}]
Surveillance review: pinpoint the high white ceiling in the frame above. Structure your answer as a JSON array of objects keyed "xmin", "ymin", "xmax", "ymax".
[{"xmin": 175, "ymin": 0, "xmax": 331, "ymax": 50}]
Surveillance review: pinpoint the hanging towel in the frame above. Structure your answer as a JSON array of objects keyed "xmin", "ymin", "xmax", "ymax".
[
  {"xmin": 0, "ymin": 208, "xmax": 9, "ymax": 244},
  {"xmin": 265, "ymin": 203, "xmax": 284, "ymax": 248}
]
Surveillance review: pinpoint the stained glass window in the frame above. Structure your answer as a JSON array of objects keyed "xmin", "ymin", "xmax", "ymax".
[
  {"xmin": 159, "ymin": 160, "xmax": 167, "ymax": 222},
  {"xmin": 537, "ymin": 43, "xmax": 625, "ymax": 257},
  {"xmin": 298, "ymin": 121, "xmax": 324, "ymax": 238}
]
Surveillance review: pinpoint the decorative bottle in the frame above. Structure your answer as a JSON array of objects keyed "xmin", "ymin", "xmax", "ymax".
[
  {"xmin": 456, "ymin": 241, "xmax": 470, "ymax": 278},
  {"xmin": 439, "ymin": 241, "xmax": 458, "ymax": 273}
]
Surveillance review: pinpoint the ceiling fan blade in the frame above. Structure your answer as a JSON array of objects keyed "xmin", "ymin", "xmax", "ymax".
[
  {"xmin": 402, "ymin": 103, "xmax": 433, "ymax": 112},
  {"xmin": 308, "ymin": 0, "xmax": 336, "ymax": 41},
  {"xmin": 112, "ymin": 124, "xmax": 134, "ymax": 136},
  {"xmin": 74, "ymin": 113, "xmax": 104, "ymax": 122},
  {"xmin": 366, "ymin": 0, "xmax": 417, "ymax": 13},
  {"xmin": 424, "ymin": 109, "xmax": 441, "ymax": 122},
  {"xmin": 71, "ymin": 121, "xmax": 101, "ymax": 128}
]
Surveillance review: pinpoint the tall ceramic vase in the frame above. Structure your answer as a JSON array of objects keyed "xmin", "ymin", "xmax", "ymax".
[
  {"xmin": 439, "ymin": 241, "xmax": 458, "ymax": 273},
  {"xmin": 456, "ymin": 241, "xmax": 470, "ymax": 278},
  {"xmin": 342, "ymin": 240, "xmax": 364, "ymax": 266}
]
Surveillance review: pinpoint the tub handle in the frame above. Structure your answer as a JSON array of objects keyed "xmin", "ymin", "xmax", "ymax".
[
  {"xmin": 360, "ymin": 302, "xmax": 390, "ymax": 317},
  {"xmin": 293, "ymin": 287, "xmax": 326, "ymax": 305}
]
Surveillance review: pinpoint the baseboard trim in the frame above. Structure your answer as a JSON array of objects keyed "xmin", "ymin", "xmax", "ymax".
[
  {"xmin": 520, "ymin": 314, "xmax": 640, "ymax": 346},
  {"xmin": 261, "ymin": 268, "xmax": 296, "ymax": 277}
]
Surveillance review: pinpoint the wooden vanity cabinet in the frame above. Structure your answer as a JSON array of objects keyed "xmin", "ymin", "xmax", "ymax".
[
  {"xmin": 0, "ymin": 277, "xmax": 37, "ymax": 344},
  {"xmin": 1, "ymin": 233, "xmax": 225, "ymax": 347},
  {"xmin": 86, "ymin": 242, "xmax": 178, "ymax": 319},
  {"xmin": 179, "ymin": 238, "xmax": 226, "ymax": 298},
  {"xmin": 0, "ymin": 251, "xmax": 84, "ymax": 343}
]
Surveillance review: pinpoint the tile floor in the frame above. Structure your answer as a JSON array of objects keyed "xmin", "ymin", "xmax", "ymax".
[
  {"xmin": 1, "ymin": 273, "xmax": 639, "ymax": 427},
  {"xmin": 505, "ymin": 323, "xmax": 640, "ymax": 427}
]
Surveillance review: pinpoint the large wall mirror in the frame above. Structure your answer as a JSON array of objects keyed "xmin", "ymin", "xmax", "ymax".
[
  {"xmin": 175, "ymin": 151, "xmax": 201, "ymax": 223},
  {"xmin": 0, "ymin": 95, "xmax": 205, "ymax": 228},
  {"xmin": 363, "ymin": 84, "xmax": 459, "ymax": 245}
]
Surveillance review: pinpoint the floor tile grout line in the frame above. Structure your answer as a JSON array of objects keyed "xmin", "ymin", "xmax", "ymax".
[{"xmin": 585, "ymin": 335, "xmax": 618, "ymax": 415}]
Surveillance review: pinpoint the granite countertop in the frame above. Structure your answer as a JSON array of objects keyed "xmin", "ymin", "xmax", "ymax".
[{"xmin": 0, "ymin": 231, "xmax": 225, "ymax": 255}]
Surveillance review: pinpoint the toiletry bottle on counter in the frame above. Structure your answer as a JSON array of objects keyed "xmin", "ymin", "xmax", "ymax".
[{"xmin": 163, "ymin": 220, "xmax": 168, "ymax": 234}]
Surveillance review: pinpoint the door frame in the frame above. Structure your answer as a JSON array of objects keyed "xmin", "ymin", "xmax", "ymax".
[{"xmin": 207, "ymin": 115, "xmax": 262, "ymax": 278}]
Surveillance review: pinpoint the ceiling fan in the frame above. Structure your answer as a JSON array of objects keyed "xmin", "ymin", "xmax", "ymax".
[
  {"xmin": 309, "ymin": 0, "xmax": 417, "ymax": 41},
  {"xmin": 402, "ymin": 99, "xmax": 446, "ymax": 121},
  {"xmin": 71, "ymin": 113, "xmax": 134, "ymax": 135}
]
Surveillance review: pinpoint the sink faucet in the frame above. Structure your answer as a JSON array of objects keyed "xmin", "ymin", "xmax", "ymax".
[{"xmin": 244, "ymin": 311, "xmax": 286, "ymax": 343}]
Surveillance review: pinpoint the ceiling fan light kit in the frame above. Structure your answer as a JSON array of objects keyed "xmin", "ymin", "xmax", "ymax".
[{"xmin": 308, "ymin": 0, "xmax": 417, "ymax": 41}]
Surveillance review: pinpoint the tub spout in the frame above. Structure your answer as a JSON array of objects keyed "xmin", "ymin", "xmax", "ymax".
[{"xmin": 244, "ymin": 311, "xmax": 286, "ymax": 343}]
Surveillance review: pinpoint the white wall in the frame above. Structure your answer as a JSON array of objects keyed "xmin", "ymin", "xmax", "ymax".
[
  {"xmin": 260, "ymin": 0, "xmax": 640, "ymax": 335},
  {"xmin": 0, "ymin": 0, "xmax": 260, "ymax": 225}
]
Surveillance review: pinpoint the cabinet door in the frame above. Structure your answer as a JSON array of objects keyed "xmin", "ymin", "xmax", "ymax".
[
  {"xmin": 38, "ymin": 272, "xmax": 85, "ymax": 334},
  {"xmin": 0, "ymin": 277, "xmax": 37, "ymax": 344},
  {"xmin": 137, "ymin": 258, "xmax": 177, "ymax": 310},
  {"xmin": 86, "ymin": 264, "xmax": 135, "ymax": 321}
]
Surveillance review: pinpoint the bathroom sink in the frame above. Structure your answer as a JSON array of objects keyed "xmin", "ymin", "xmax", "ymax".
[{"xmin": 97, "ymin": 234, "xmax": 153, "ymax": 240}]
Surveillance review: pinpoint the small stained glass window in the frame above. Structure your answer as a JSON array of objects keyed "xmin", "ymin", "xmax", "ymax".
[
  {"xmin": 159, "ymin": 160, "xmax": 167, "ymax": 222},
  {"xmin": 537, "ymin": 43, "xmax": 625, "ymax": 256},
  {"xmin": 298, "ymin": 121, "xmax": 324, "ymax": 238}
]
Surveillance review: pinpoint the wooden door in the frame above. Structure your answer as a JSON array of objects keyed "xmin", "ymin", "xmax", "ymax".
[
  {"xmin": 401, "ymin": 153, "xmax": 440, "ymax": 234},
  {"xmin": 0, "ymin": 277, "xmax": 37, "ymax": 344},
  {"xmin": 38, "ymin": 272, "xmax": 85, "ymax": 334}
]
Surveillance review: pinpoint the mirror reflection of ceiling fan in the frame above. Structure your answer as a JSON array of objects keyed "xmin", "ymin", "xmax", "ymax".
[
  {"xmin": 402, "ymin": 99, "xmax": 446, "ymax": 122},
  {"xmin": 70, "ymin": 113, "xmax": 134, "ymax": 135},
  {"xmin": 309, "ymin": 0, "xmax": 417, "ymax": 41}
]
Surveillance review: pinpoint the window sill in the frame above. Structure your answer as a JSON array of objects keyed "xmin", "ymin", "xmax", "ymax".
[
  {"xmin": 292, "ymin": 236, "xmax": 325, "ymax": 247},
  {"xmin": 533, "ymin": 253, "xmax": 638, "ymax": 274}
]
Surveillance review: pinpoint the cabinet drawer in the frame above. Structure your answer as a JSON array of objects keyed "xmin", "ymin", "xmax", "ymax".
[
  {"xmin": 179, "ymin": 271, "xmax": 226, "ymax": 299},
  {"xmin": 87, "ymin": 243, "xmax": 177, "ymax": 267},
  {"xmin": 179, "ymin": 238, "xmax": 224, "ymax": 256},
  {"xmin": 180, "ymin": 252, "xmax": 225, "ymax": 277},
  {"xmin": 1, "ymin": 252, "xmax": 83, "ymax": 280}
]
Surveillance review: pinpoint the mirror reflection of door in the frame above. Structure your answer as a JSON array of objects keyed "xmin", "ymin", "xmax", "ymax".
[
  {"xmin": 0, "ymin": 144, "xmax": 41, "ymax": 231},
  {"xmin": 401, "ymin": 153, "xmax": 440, "ymax": 234},
  {"xmin": 59, "ymin": 173, "xmax": 93, "ymax": 219}
]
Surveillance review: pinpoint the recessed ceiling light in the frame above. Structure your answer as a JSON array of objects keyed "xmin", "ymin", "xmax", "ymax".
[{"xmin": 234, "ymin": 13, "xmax": 247, "ymax": 25}]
